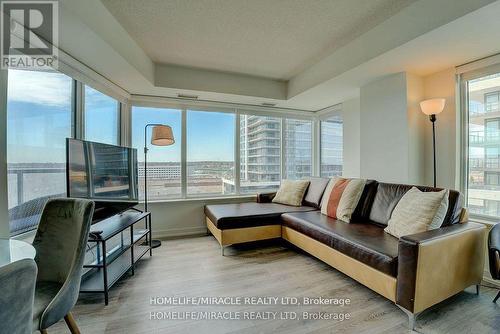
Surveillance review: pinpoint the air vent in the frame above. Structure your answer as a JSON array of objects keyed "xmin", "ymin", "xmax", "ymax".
[
  {"xmin": 177, "ymin": 94, "xmax": 199, "ymax": 99},
  {"xmin": 261, "ymin": 102, "xmax": 276, "ymax": 107}
]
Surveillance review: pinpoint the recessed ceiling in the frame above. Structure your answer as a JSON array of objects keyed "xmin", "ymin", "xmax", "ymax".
[{"xmin": 101, "ymin": 0, "xmax": 416, "ymax": 80}]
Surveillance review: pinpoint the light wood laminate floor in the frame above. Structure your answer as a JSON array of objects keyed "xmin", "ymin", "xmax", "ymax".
[{"xmin": 49, "ymin": 236, "xmax": 499, "ymax": 334}]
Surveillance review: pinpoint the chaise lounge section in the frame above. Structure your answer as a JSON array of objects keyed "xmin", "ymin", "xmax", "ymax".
[{"xmin": 204, "ymin": 179, "xmax": 486, "ymax": 329}]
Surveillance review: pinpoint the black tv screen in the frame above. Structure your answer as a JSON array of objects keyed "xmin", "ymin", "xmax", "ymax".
[{"xmin": 66, "ymin": 138, "xmax": 139, "ymax": 221}]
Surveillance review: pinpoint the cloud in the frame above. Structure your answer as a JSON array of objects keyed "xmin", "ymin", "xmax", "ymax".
[{"xmin": 7, "ymin": 69, "xmax": 72, "ymax": 107}]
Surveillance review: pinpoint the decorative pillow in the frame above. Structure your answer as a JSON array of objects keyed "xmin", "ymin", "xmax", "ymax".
[
  {"xmin": 320, "ymin": 177, "xmax": 366, "ymax": 223},
  {"xmin": 272, "ymin": 180, "xmax": 310, "ymax": 207},
  {"xmin": 303, "ymin": 177, "xmax": 330, "ymax": 208},
  {"xmin": 384, "ymin": 187, "xmax": 449, "ymax": 238}
]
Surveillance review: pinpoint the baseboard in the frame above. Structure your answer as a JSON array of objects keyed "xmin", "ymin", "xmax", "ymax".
[{"xmin": 153, "ymin": 226, "xmax": 208, "ymax": 240}]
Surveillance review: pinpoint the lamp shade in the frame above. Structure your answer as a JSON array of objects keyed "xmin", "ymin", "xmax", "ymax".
[
  {"xmin": 420, "ymin": 98, "xmax": 445, "ymax": 116},
  {"xmin": 151, "ymin": 125, "xmax": 175, "ymax": 146}
]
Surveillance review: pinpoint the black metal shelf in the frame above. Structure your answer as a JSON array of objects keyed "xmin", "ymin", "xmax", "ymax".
[
  {"xmin": 84, "ymin": 229, "xmax": 149, "ymax": 268},
  {"xmin": 80, "ymin": 210, "xmax": 152, "ymax": 305}
]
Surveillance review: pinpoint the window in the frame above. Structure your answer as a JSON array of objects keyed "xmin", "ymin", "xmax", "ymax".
[
  {"xmin": 187, "ymin": 110, "xmax": 235, "ymax": 196},
  {"xmin": 320, "ymin": 116, "xmax": 343, "ymax": 177},
  {"xmin": 465, "ymin": 72, "xmax": 500, "ymax": 218},
  {"xmin": 84, "ymin": 85, "xmax": 120, "ymax": 145},
  {"xmin": 240, "ymin": 115, "xmax": 281, "ymax": 194},
  {"xmin": 131, "ymin": 107, "xmax": 182, "ymax": 200},
  {"xmin": 7, "ymin": 69, "xmax": 73, "ymax": 235},
  {"xmin": 485, "ymin": 91, "xmax": 500, "ymax": 113},
  {"xmin": 284, "ymin": 119, "xmax": 312, "ymax": 179}
]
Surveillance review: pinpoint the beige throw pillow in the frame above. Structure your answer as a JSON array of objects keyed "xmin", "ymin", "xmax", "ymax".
[
  {"xmin": 272, "ymin": 180, "xmax": 310, "ymax": 207},
  {"xmin": 384, "ymin": 187, "xmax": 449, "ymax": 238}
]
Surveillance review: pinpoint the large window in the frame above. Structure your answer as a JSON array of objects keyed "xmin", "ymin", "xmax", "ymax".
[
  {"xmin": 131, "ymin": 107, "xmax": 182, "ymax": 200},
  {"xmin": 284, "ymin": 119, "xmax": 312, "ymax": 179},
  {"xmin": 187, "ymin": 110, "xmax": 235, "ymax": 196},
  {"xmin": 240, "ymin": 115, "xmax": 281, "ymax": 194},
  {"xmin": 84, "ymin": 85, "xmax": 120, "ymax": 145},
  {"xmin": 465, "ymin": 72, "xmax": 500, "ymax": 218},
  {"xmin": 7, "ymin": 69, "xmax": 73, "ymax": 235},
  {"xmin": 320, "ymin": 116, "xmax": 343, "ymax": 177}
]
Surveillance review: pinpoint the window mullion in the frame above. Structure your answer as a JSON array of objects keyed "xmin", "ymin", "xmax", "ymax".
[
  {"xmin": 181, "ymin": 109, "xmax": 187, "ymax": 198},
  {"xmin": 74, "ymin": 81, "xmax": 84, "ymax": 139},
  {"xmin": 281, "ymin": 118, "xmax": 286, "ymax": 181},
  {"xmin": 235, "ymin": 111, "xmax": 241, "ymax": 195},
  {"xmin": 313, "ymin": 118, "xmax": 320, "ymax": 177}
]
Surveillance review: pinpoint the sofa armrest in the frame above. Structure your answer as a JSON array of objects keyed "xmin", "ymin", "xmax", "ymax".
[
  {"xmin": 257, "ymin": 192, "xmax": 276, "ymax": 203},
  {"xmin": 396, "ymin": 222, "xmax": 486, "ymax": 314}
]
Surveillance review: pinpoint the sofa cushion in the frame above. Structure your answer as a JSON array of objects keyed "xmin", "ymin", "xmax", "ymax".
[
  {"xmin": 369, "ymin": 183, "xmax": 463, "ymax": 227},
  {"xmin": 272, "ymin": 179, "xmax": 310, "ymax": 206},
  {"xmin": 281, "ymin": 211, "xmax": 399, "ymax": 276},
  {"xmin": 303, "ymin": 177, "xmax": 330, "ymax": 208},
  {"xmin": 205, "ymin": 203, "xmax": 317, "ymax": 230}
]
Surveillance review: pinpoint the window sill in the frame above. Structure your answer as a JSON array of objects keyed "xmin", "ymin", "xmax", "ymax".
[
  {"xmin": 468, "ymin": 216, "xmax": 499, "ymax": 227},
  {"xmin": 141, "ymin": 194, "xmax": 257, "ymax": 204}
]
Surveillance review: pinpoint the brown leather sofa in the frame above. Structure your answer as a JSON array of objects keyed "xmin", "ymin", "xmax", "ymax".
[{"xmin": 204, "ymin": 179, "xmax": 486, "ymax": 330}]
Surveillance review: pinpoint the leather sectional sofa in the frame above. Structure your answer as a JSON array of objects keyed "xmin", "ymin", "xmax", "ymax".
[{"xmin": 204, "ymin": 179, "xmax": 486, "ymax": 329}]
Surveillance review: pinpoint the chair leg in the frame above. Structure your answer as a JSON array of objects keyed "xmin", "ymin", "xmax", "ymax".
[
  {"xmin": 64, "ymin": 312, "xmax": 81, "ymax": 334},
  {"xmin": 476, "ymin": 284, "xmax": 480, "ymax": 295},
  {"xmin": 493, "ymin": 290, "xmax": 500, "ymax": 303}
]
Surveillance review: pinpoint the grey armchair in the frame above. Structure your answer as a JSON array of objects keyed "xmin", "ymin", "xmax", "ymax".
[
  {"xmin": 0, "ymin": 258, "xmax": 37, "ymax": 334},
  {"xmin": 488, "ymin": 223, "xmax": 500, "ymax": 303},
  {"xmin": 32, "ymin": 198, "xmax": 94, "ymax": 333}
]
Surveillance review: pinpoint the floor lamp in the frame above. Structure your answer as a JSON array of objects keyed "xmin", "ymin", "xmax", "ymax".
[
  {"xmin": 144, "ymin": 124, "xmax": 175, "ymax": 248},
  {"xmin": 420, "ymin": 98, "xmax": 445, "ymax": 188}
]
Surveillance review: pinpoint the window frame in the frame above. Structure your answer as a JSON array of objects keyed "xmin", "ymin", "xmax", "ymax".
[
  {"xmin": 129, "ymin": 98, "xmax": 325, "ymax": 201},
  {"xmin": 459, "ymin": 61, "xmax": 500, "ymax": 222},
  {"xmin": 80, "ymin": 83, "xmax": 122, "ymax": 145},
  {"xmin": 5, "ymin": 68, "xmax": 125, "ymax": 236},
  {"xmin": 318, "ymin": 113, "xmax": 343, "ymax": 178}
]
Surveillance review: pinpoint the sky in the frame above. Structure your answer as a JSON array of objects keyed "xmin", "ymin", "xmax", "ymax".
[
  {"xmin": 131, "ymin": 107, "xmax": 235, "ymax": 162},
  {"xmin": 6, "ymin": 68, "xmax": 236, "ymax": 164}
]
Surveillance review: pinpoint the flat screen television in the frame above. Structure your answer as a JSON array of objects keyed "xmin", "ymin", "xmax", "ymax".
[{"xmin": 66, "ymin": 138, "xmax": 139, "ymax": 223}]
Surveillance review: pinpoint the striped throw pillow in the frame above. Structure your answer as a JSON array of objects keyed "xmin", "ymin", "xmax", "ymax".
[{"xmin": 320, "ymin": 177, "xmax": 366, "ymax": 222}]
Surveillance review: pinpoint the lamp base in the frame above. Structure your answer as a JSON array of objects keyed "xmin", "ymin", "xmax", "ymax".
[
  {"xmin": 142, "ymin": 239, "xmax": 162, "ymax": 249},
  {"xmin": 151, "ymin": 239, "xmax": 162, "ymax": 249}
]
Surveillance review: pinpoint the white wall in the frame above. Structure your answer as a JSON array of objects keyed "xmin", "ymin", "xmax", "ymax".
[
  {"xmin": 407, "ymin": 73, "xmax": 426, "ymax": 184},
  {"xmin": 360, "ymin": 73, "xmax": 409, "ymax": 182},
  {"xmin": 422, "ymin": 68, "xmax": 458, "ymax": 189},
  {"xmin": 359, "ymin": 72, "xmax": 426, "ymax": 184},
  {"xmin": 341, "ymin": 98, "xmax": 361, "ymax": 178},
  {"xmin": 0, "ymin": 69, "xmax": 8, "ymax": 238}
]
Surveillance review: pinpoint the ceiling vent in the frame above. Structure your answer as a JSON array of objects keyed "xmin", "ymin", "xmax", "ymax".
[
  {"xmin": 261, "ymin": 102, "xmax": 276, "ymax": 107},
  {"xmin": 177, "ymin": 94, "xmax": 199, "ymax": 99}
]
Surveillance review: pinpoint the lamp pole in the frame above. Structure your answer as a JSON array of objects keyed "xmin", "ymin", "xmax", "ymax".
[
  {"xmin": 430, "ymin": 114, "xmax": 437, "ymax": 188},
  {"xmin": 144, "ymin": 123, "xmax": 164, "ymax": 248},
  {"xmin": 420, "ymin": 98, "xmax": 445, "ymax": 189}
]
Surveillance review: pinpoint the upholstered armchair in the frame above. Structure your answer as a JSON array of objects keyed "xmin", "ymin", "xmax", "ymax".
[
  {"xmin": 488, "ymin": 223, "xmax": 500, "ymax": 303},
  {"xmin": 32, "ymin": 198, "xmax": 95, "ymax": 333},
  {"xmin": 0, "ymin": 258, "xmax": 37, "ymax": 334}
]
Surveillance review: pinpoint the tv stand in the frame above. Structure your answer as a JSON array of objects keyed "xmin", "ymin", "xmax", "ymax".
[{"xmin": 79, "ymin": 209, "xmax": 152, "ymax": 305}]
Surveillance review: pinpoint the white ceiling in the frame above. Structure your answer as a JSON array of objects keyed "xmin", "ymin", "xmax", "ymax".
[
  {"xmin": 58, "ymin": 0, "xmax": 499, "ymax": 111},
  {"xmin": 101, "ymin": 0, "xmax": 415, "ymax": 80}
]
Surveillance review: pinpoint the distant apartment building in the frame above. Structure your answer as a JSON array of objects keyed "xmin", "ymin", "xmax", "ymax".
[
  {"xmin": 468, "ymin": 74, "xmax": 500, "ymax": 217},
  {"xmin": 138, "ymin": 162, "xmax": 181, "ymax": 179}
]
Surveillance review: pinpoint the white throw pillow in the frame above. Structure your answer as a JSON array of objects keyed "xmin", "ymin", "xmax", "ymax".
[
  {"xmin": 384, "ymin": 187, "xmax": 449, "ymax": 238},
  {"xmin": 272, "ymin": 179, "xmax": 310, "ymax": 207}
]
